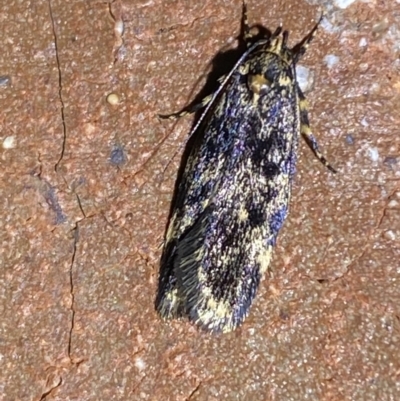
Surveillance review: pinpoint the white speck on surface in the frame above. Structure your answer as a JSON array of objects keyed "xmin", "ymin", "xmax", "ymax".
[
  {"xmin": 324, "ymin": 54, "xmax": 340, "ymax": 69},
  {"xmin": 2, "ymin": 136, "xmax": 16, "ymax": 149},
  {"xmin": 345, "ymin": 134, "xmax": 354, "ymax": 145},
  {"xmin": 295, "ymin": 65, "xmax": 314, "ymax": 93},
  {"xmin": 387, "ymin": 24, "xmax": 400, "ymax": 52},
  {"xmin": 247, "ymin": 327, "xmax": 255, "ymax": 336},
  {"xmin": 367, "ymin": 147, "xmax": 379, "ymax": 162},
  {"xmin": 359, "ymin": 37, "xmax": 367, "ymax": 47},
  {"xmin": 134, "ymin": 357, "xmax": 146, "ymax": 371},
  {"xmin": 84, "ymin": 122, "xmax": 96, "ymax": 135},
  {"xmin": 115, "ymin": 20, "xmax": 124, "ymax": 36},
  {"xmin": 320, "ymin": 18, "xmax": 339, "ymax": 34},
  {"xmin": 107, "ymin": 93, "xmax": 120, "ymax": 105},
  {"xmin": 383, "ymin": 230, "xmax": 396, "ymax": 241},
  {"xmin": 359, "ymin": 63, "xmax": 369, "ymax": 73},
  {"xmin": 360, "ymin": 117, "xmax": 369, "ymax": 127},
  {"xmin": 333, "ymin": 0, "xmax": 357, "ymax": 9},
  {"xmin": 0, "ymin": 75, "xmax": 11, "ymax": 87},
  {"xmin": 369, "ymin": 82, "xmax": 380, "ymax": 94}
]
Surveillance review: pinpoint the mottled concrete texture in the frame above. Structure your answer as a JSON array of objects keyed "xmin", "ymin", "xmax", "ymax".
[{"xmin": 0, "ymin": 0, "xmax": 399, "ymax": 400}]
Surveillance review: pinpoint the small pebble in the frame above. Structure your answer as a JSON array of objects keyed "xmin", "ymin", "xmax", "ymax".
[
  {"xmin": 296, "ymin": 65, "xmax": 314, "ymax": 93},
  {"xmin": 0, "ymin": 75, "xmax": 11, "ymax": 87},
  {"xmin": 333, "ymin": 0, "xmax": 357, "ymax": 9},
  {"xmin": 107, "ymin": 93, "xmax": 120, "ymax": 105},
  {"xmin": 324, "ymin": 54, "xmax": 340, "ymax": 69},
  {"xmin": 115, "ymin": 20, "xmax": 124, "ymax": 37},
  {"xmin": 3, "ymin": 136, "xmax": 16, "ymax": 149},
  {"xmin": 109, "ymin": 145, "xmax": 126, "ymax": 166},
  {"xmin": 359, "ymin": 37, "xmax": 367, "ymax": 47},
  {"xmin": 367, "ymin": 147, "xmax": 379, "ymax": 162}
]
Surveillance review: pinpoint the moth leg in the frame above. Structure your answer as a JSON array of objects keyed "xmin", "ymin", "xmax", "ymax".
[
  {"xmin": 159, "ymin": 94, "xmax": 214, "ymax": 120},
  {"xmin": 160, "ymin": 1, "xmax": 251, "ymax": 120},
  {"xmin": 241, "ymin": 1, "xmax": 253, "ymax": 44},
  {"xmin": 299, "ymin": 90, "xmax": 337, "ymax": 173}
]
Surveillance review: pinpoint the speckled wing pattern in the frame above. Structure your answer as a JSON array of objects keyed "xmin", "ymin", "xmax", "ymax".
[{"xmin": 156, "ymin": 6, "xmax": 334, "ymax": 333}]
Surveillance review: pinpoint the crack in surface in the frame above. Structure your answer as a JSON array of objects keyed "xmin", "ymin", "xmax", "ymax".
[
  {"xmin": 48, "ymin": 0, "xmax": 67, "ymax": 172},
  {"xmin": 47, "ymin": 0, "xmax": 81, "ymax": 367},
  {"xmin": 186, "ymin": 382, "xmax": 202, "ymax": 400},
  {"xmin": 68, "ymin": 224, "xmax": 79, "ymax": 362},
  {"xmin": 75, "ymin": 192, "xmax": 87, "ymax": 218},
  {"xmin": 39, "ymin": 375, "xmax": 62, "ymax": 401},
  {"xmin": 377, "ymin": 188, "xmax": 398, "ymax": 229}
]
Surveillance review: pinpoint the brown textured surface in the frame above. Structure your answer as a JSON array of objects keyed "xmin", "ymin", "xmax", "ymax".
[{"xmin": 0, "ymin": 0, "xmax": 399, "ymax": 400}]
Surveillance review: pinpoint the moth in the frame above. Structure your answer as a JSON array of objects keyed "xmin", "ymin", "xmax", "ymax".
[{"xmin": 155, "ymin": 3, "xmax": 335, "ymax": 333}]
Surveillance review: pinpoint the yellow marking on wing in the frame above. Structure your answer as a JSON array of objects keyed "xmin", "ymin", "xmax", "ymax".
[
  {"xmin": 238, "ymin": 204, "xmax": 249, "ymax": 221},
  {"xmin": 248, "ymin": 74, "xmax": 271, "ymax": 94},
  {"xmin": 299, "ymin": 98, "xmax": 309, "ymax": 110},
  {"xmin": 278, "ymin": 75, "xmax": 292, "ymax": 86},
  {"xmin": 257, "ymin": 245, "xmax": 273, "ymax": 274}
]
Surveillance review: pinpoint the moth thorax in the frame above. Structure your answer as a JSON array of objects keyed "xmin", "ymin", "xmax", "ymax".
[{"xmin": 248, "ymin": 74, "xmax": 272, "ymax": 94}]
